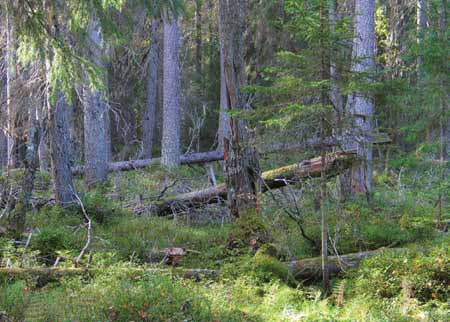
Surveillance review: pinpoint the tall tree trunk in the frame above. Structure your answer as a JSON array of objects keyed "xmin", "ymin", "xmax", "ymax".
[
  {"xmin": 329, "ymin": 0, "xmax": 344, "ymax": 122},
  {"xmin": 6, "ymin": 9, "xmax": 19, "ymax": 169},
  {"xmin": 83, "ymin": 14, "xmax": 109, "ymax": 186},
  {"xmin": 416, "ymin": 0, "xmax": 426, "ymax": 83},
  {"xmin": 6, "ymin": 86, "xmax": 41, "ymax": 237},
  {"xmin": 161, "ymin": 8, "xmax": 181, "ymax": 168},
  {"xmin": 219, "ymin": 0, "xmax": 261, "ymax": 217},
  {"xmin": 48, "ymin": 89, "xmax": 76, "ymax": 206},
  {"xmin": 346, "ymin": 0, "xmax": 375, "ymax": 195},
  {"xmin": 320, "ymin": 0, "xmax": 330, "ymax": 295},
  {"xmin": 195, "ymin": 0, "xmax": 203, "ymax": 77},
  {"xmin": 329, "ymin": 0, "xmax": 351, "ymax": 201},
  {"xmin": 45, "ymin": 3, "xmax": 76, "ymax": 206},
  {"xmin": 439, "ymin": 0, "xmax": 448, "ymax": 162},
  {"xmin": 142, "ymin": 19, "xmax": 160, "ymax": 159},
  {"xmin": 0, "ymin": 55, "xmax": 7, "ymax": 167},
  {"xmin": 217, "ymin": 36, "xmax": 231, "ymax": 151},
  {"xmin": 37, "ymin": 97, "xmax": 50, "ymax": 171}
]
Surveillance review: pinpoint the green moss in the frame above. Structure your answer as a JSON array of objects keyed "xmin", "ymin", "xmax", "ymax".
[
  {"xmin": 250, "ymin": 249, "xmax": 296, "ymax": 285},
  {"xmin": 232, "ymin": 209, "xmax": 271, "ymax": 247}
]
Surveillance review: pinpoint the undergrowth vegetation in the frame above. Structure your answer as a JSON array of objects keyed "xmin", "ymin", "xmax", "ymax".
[{"xmin": 0, "ymin": 155, "xmax": 448, "ymax": 321}]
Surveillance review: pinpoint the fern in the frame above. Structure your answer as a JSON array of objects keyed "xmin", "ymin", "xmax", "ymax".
[{"xmin": 331, "ymin": 279, "xmax": 347, "ymax": 307}]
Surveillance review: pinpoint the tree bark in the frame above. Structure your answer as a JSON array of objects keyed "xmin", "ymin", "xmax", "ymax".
[
  {"xmin": 153, "ymin": 152, "xmax": 355, "ymax": 215},
  {"xmin": 46, "ymin": 5, "xmax": 76, "ymax": 206},
  {"xmin": 83, "ymin": 14, "xmax": 109, "ymax": 186},
  {"xmin": 219, "ymin": 0, "xmax": 261, "ymax": 217},
  {"xmin": 217, "ymin": 32, "xmax": 231, "ymax": 151},
  {"xmin": 161, "ymin": 8, "xmax": 181, "ymax": 168},
  {"xmin": 346, "ymin": 0, "xmax": 376, "ymax": 195},
  {"xmin": 37, "ymin": 98, "xmax": 50, "ymax": 171},
  {"xmin": 142, "ymin": 19, "xmax": 160, "ymax": 159},
  {"xmin": 48, "ymin": 91, "xmax": 76, "ymax": 206}
]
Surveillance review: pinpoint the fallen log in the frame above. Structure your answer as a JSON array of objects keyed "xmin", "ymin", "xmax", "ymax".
[
  {"xmin": 72, "ymin": 151, "xmax": 223, "ymax": 175},
  {"xmin": 153, "ymin": 151, "xmax": 355, "ymax": 215},
  {"xmin": 0, "ymin": 248, "xmax": 400, "ymax": 281},
  {"xmin": 71, "ymin": 133, "xmax": 390, "ymax": 174},
  {"xmin": 0, "ymin": 267, "xmax": 219, "ymax": 280},
  {"xmin": 287, "ymin": 248, "xmax": 402, "ymax": 280}
]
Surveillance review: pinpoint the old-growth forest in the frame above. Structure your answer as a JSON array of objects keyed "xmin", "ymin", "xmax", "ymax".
[{"xmin": 0, "ymin": 0, "xmax": 448, "ymax": 321}]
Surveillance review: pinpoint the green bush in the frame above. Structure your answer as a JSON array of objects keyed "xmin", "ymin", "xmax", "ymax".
[
  {"xmin": 31, "ymin": 228, "xmax": 79, "ymax": 265},
  {"xmin": 349, "ymin": 240, "xmax": 449, "ymax": 302}
]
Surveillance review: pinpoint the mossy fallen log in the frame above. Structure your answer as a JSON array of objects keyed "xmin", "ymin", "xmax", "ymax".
[
  {"xmin": 287, "ymin": 248, "xmax": 402, "ymax": 280},
  {"xmin": 0, "ymin": 267, "xmax": 219, "ymax": 280},
  {"xmin": 153, "ymin": 151, "xmax": 355, "ymax": 215},
  {"xmin": 0, "ymin": 248, "xmax": 400, "ymax": 282}
]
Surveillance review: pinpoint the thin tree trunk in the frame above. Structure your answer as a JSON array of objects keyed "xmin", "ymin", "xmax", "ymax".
[
  {"xmin": 416, "ymin": 0, "xmax": 426, "ymax": 83},
  {"xmin": 219, "ymin": 0, "xmax": 261, "ymax": 217},
  {"xmin": 320, "ymin": 0, "xmax": 330, "ymax": 295},
  {"xmin": 195, "ymin": 0, "xmax": 203, "ymax": 76},
  {"xmin": 6, "ymin": 9, "xmax": 18, "ymax": 169},
  {"xmin": 346, "ymin": 0, "xmax": 375, "ymax": 195},
  {"xmin": 83, "ymin": 14, "xmax": 109, "ymax": 186},
  {"xmin": 0, "ymin": 54, "xmax": 7, "ymax": 167},
  {"xmin": 438, "ymin": 0, "xmax": 448, "ymax": 162},
  {"xmin": 8, "ymin": 93, "xmax": 41, "ymax": 236},
  {"xmin": 161, "ymin": 8, "xmax": 181, "ymax": 168},
  {"xmin": 142, "ymin": 19, "xmax": 160, "ymax": 159},
  {"xmin": 37, "ymin": 98, "xmax": 50, "ymax": 171},
  {"xmin": 329, "ymin": 0, "xmax": 344, "ymax": 118}
]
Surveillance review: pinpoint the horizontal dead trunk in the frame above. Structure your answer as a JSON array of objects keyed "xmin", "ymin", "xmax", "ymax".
[
  {"xmin": 71, "ymin": 133, "xmax": 390, "ymax": 175},
  {"xmin": 72, "ymin": 151, "xmax": 223, "ymax": 175},
  {"xmin": 153, "ymin": 151, "xmax": 355, "ymax": 215},
  {"xmin": 287, "ymin": 248, "xmax": 401, "ymax": 280},
  {"xmin": 0, "ymin": 248, "xmax": 400, "ymax": 281},
  {"xmin": 0, "ymin": 267, "xmax": 219, "ymax": 280}
]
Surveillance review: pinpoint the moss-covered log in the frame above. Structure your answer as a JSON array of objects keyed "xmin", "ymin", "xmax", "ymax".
[
  {"xmin": 0, "ymin": 267, "xmax": 219, "ymax": 280},
  {"xmin": 287, "ymin": 248, "xmax": 402, "ymax": 280},
  {"xmin": 0, "ymin": 248, "xmax": 400, "ymax": 281},
  {"xmin": 153, "ymin": 151, "xmax": 355, "ymax": 215}
]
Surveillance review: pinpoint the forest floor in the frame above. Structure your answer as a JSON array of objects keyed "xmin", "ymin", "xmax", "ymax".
[{"xmin": 0, "ymin": 151, "xmax": 448, "ymax": 321}]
